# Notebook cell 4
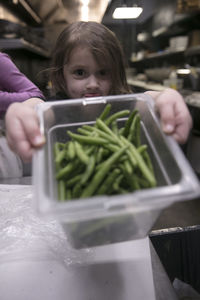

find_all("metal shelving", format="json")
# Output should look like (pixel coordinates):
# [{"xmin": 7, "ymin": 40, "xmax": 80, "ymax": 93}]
[
  {"xmin": 185, "ymin": 45, "xmax": 200, "ymax": 56},
  {"xmin": 131, "ymin": 49, "xmax": 185, "ymax": 64},
  {"xmin": 131, "ymin": 45, "xmax": 200, "ymax": 66},
  {"xmin": 0, "ymin": 38, "xmax": 51, "ymax": 58}
]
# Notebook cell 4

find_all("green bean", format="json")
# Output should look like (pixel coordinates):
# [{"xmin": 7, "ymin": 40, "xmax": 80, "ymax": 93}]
[
  {"xmin": 131, "ymin": 174, "xmax": 141, "ymax": 190},
  {"xmin": 54, "ymin": 142, "xmax": 61, "ymax": 158},
  {"xmin": 111, "ymin": 120, "xmax": 119, "ymax": 135},
  {"xmin": 96, "ymin": 119, "xmax": 137, "ymax": 167},
  {"xmin": 105, "ymin": 110, "xmax": 130, "ymax": 126},
  {"xmin": 123, "ymin": 159, "xmax": 133, "ymax": 175},
  {"xmin": 104, "ymin": 144, "xmax": 121, "ymax": 153},
  {"xmin": 142, "ymin": 149, "xmax": 155, "ymax": 174},
  {"xmin": 81, "ymin": 155, "xmax": 96, "ymax": 185},
  {"xmin": 138, "ymin": 144, "xmax": 147, "ymax": 154},
  {"xmin": 72, "ymin": 182, "xmax": 82, "ymax": 199},
  {"xmin": 119, "ymin": 127, "xmax": 124, "ymax": 135},
  {"xmin": 68, "ymin": 141, "xmax": 75, "ymax": 160},
  {"xmin": 71, "ymin": 161, "xmax": 86, "ymax": 178},
  {"xmin": 88, "ymin": 126, "xmax": 118, "ymax": 144},
  {"xmin": 85, "ymin": 145, "xmax": 97, "ymax": 156},
  {"xmin": 96, "ymin": 147, "xmax": 104, "ymax": 163},
  {"xmin": 112, "ymin": 174, "xmax": 123, "ymax": 192},
  {"xmin": 127, "ymin": 113, "xmax": 140, "ymax": 143},
  {"xmin": 55, "ymin": 149, "xmax": 66, "ymax": 165},
  {"xmin": 122, "ymin": 109, "xmax": 138, "ymax": 137},
  {"xmin": 94, "ymin": 159, "xmax": 106, "ymax": 172},
  {"xmin": 94, "ymin": 147, "xmax": 109, "ymax": 162},
  {"xmin": 66, "ymin": 174, "xmax": 82, "ymax": 188},
  {"xmin": 119, "ymin": 166, "xmax": 134, "ymax": 191},
  {"xmin": 54, "ymin": 142, "xmax": 65, "ymax": 152},
  {"xmin": 95, "ymin": 151, "xmax": 126, "ymax": 172},
  {"xmin": 134, "ymin": 114, "xmax": 141, "ymax": 147},
  {"xmin": 58, "ymin": 180, "xmax": 66, "ymax": 201},
  {"xmin": 81, "ymin": 146, "xmax": 128, "ymax": 198},
  {"xmin": 96, "ymin": 118, "xmax": 116, "ymax": 138},
  {"xmin": 56, "ymin": 160, "xmax": 78, "ymax": 180},
  {"xmin": 82, "ymin": 124, "xmax": 94, "ymax": 132},
  {"xmin": 137, "ymin": 176, "xmax": 150, "ymax": 188},
  {"xmin": 77, "ymin": 127, "xmax": 93, "ymax": 136},
  {"xmin": 82, "ymin": 124, "xmax": 115, "ymax": 144},
  {"xmin": 67, "ymin": 131, "xmax": 108, "ymax": 145},
  {"xmin": 106, "ymin": 133, "xmax": 136, "ymax": 167},
  {"xmin": 96, "ymin": 168, "xmax": 121, "ymax": 195},
  {"xmin": 74, "ymin": 141, "xmax": 89, "ymax": 164},
  {"xmin": 120, "ymin": 136, "xmax": 156, "ymax": 187},
  {"xmin": 99, "ymin": 103, "xmax": 111, "ymax": 120}
]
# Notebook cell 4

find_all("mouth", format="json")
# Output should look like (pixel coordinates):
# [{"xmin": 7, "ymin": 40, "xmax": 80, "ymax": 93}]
[{"xmin": 84, "ymin": 93, "xmax": 102, "ymax": 98}]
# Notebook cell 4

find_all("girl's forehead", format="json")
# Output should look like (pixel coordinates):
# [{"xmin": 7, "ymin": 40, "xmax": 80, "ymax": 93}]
[
  {"xmin": 71, "ymin": 45, "xmax": 90, "ymax": 55},
  {"xmin": 67, "ymin": 46, "xmax": 95, "ymax": 63},
  {"xmin": 64, "ymin": 45, "xmax": 90, "ymax": 62},
  {"xmin": 65, "ymin": 45, "xmax": 110, "ymax": 69}
]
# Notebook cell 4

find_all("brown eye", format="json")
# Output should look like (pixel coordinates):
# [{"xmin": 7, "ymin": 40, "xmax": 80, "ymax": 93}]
[
  {"xmin": 73, "ymin": 69, "xmax": 87, "ymax": 79},
  {"xmin": 74, "ymin": 69, "xmax": 85, "ymax": 76},
  {"xmin": 99, "ymin": 69, "xmax": 110, "ymax": 77}
]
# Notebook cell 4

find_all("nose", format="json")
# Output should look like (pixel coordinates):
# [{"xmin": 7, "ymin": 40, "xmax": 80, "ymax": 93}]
[{"xmin": 86, "ymin": 75, "xmax": 99, "ymax": 89}]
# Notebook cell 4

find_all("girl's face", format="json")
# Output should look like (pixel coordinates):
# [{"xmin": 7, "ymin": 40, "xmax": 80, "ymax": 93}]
[{"xmin": 63, "ymin": 46, "xmax": 112, "ymax": 98}]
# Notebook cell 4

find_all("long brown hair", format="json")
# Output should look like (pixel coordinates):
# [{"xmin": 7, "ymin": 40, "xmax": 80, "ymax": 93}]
[{"xmin": 50, "ymin": 21, "xmax": 131, "ymax": 97}]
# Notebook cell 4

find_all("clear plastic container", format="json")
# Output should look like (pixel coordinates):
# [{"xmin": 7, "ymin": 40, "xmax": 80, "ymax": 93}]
[{"xmin": 33, "ymin": 93, "xmax": 200, "ymax": 248}]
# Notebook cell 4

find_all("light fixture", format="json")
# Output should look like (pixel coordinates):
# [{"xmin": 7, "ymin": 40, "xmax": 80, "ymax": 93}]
[
  {"xmin": 177, "ymin": 69, "xmax": 191, "ymax": 75},
  {"xmin": 112, "ymin": 5, "xmax": 143, "ymax": 19},
  {"xmin": 80, "ymin": 0, "xmax": 89, "ymax": 21}
]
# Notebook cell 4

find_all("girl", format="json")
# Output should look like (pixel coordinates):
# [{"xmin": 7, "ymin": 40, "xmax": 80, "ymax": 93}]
[
  {"xmin": 5, "ymin": 21, "xmax": 192, "ymax": 162},
  {"xmin": 49, "ymin": 21, "xmax": 132, "ymax": 99}
]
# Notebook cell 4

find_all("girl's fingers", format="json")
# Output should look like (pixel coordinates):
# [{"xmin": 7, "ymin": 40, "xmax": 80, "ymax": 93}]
[
  {"xmin": 5, "ymin": 102, "xmax": 45, "ymax": 162},
  {"xmin": 171, "ymin": 101, "xmax": 192, "ymax": 144},
  {"xmin": 156, "ymin": 100, "xmax": 176, "ymax": 134},
  {"xmin": 146, "ymin": 89, "xmax": 192, "ymax": 144}
]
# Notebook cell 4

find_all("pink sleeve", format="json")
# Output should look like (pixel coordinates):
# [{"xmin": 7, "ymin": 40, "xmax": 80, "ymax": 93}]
[{"xmin": 0, "ymin": 53, "xmax": 45, "ymax": 113}]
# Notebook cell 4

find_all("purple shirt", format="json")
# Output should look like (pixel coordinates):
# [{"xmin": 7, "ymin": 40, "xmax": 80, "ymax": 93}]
[{"xmin": 0, "ymin": 52, "xmax": 44, "ymax": 116}]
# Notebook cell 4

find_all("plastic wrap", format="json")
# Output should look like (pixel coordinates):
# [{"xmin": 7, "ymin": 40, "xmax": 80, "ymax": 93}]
[{"xmin": 0, "ymin": 185, "xmax": 92, "ymax": 265}]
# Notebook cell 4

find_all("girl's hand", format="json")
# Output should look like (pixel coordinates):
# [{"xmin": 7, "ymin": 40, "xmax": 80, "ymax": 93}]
[
  {"xmin": 5, "ymin": 98, "xmax": 45, "ymax": 162},
  {"xmin": 145, "ymin": 89, "xmax": 192, "ymax": 144}
]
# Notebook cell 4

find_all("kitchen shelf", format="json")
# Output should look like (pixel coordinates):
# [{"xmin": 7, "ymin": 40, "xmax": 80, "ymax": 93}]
[
  {"xmin": 129, "ymin": 5, "xmax": 200, "ymax": 96},
  {"xmin": 131, "ymin": 45, "xmax": 200, "ymax": 67},
  {"xmin": 133, "ymin": 9, "xmax": 200, "ymax": 65},
  {"xmin": 185, "ymin": 45, "xmax": 200, "ymax": 56},
  {"xmin": 127, "ymin": 78, "xmax": 165, "ymax": 92},
  {"xmin": 185, "ymin": 92, "xmax": 200, "ymax": 108},
  {"xmin": 131, "ymin": 49, "xmax": 185, "ymax": 64},
  {"xmin": 0, "ymin": 38, "xmax": 51, "ymax": 58},
  {"xmin": 128, "ymin": 79, "xmax": 200, "ymax": 109},
  {"xmin": 152, "ymin": 11, "xmax": 200, "ymax": 38}
]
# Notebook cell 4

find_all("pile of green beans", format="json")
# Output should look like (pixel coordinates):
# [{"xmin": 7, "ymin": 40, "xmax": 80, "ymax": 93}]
[{"xmin": 54, "ymin": 104, "xmax": 157, "ymax": 201}]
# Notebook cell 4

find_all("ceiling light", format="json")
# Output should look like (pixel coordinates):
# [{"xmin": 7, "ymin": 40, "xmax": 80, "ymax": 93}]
[
  {"xmin": 112, "ymin": 6, "xmax": 143, "ymax": 19},
  {"xmin": 177, "ymin": 69, "xmax": 191, "ymax": 75},
  {"xmin": 80, "ymin": 0, "xmax": 89, "ymax": 21}
]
